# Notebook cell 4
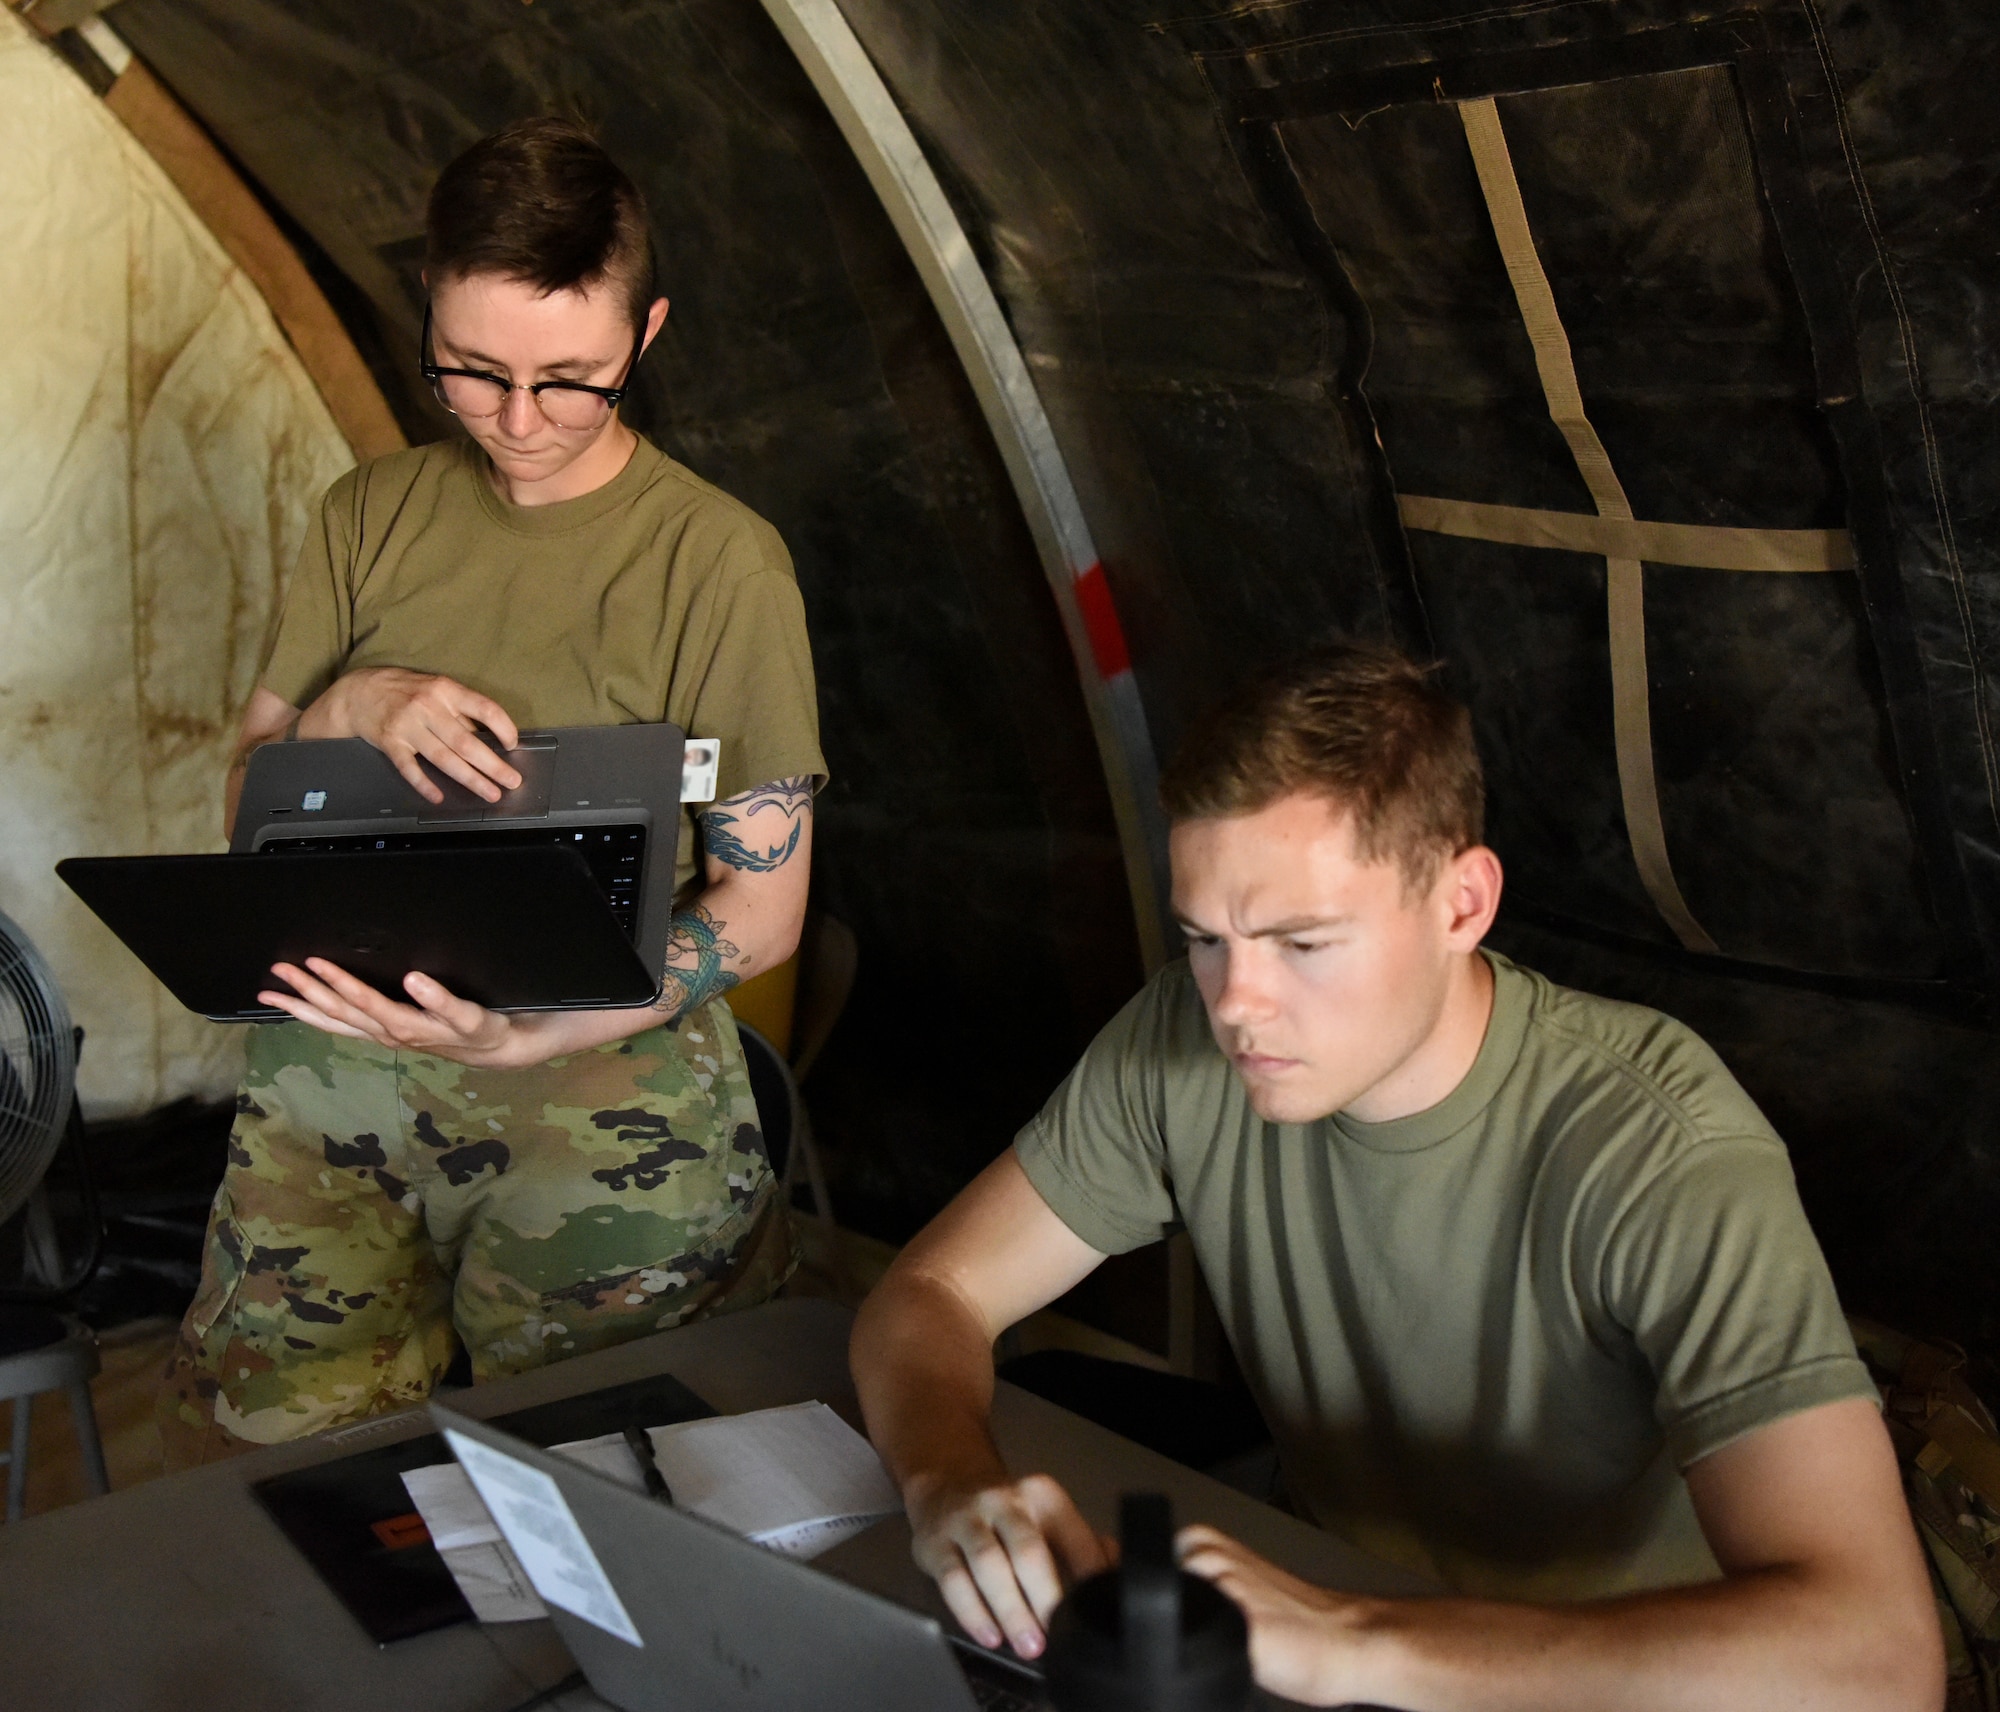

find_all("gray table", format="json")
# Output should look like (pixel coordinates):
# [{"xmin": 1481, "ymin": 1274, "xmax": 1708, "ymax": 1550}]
[{"xmin": 0, "ymin": 1299, "xmax": 1428, "ymax": 1710}]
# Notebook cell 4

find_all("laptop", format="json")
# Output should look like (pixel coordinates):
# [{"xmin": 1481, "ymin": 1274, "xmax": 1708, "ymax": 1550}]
[
  {"xmin": 430, "ymin": 1400, "xmax": 1047, "ymax": 1712},
  {"xmin": 58, "ymin": 844, "xmax": 658, "ymax": 1022},
  {"xmin": 231, "ymin": 722, "xmax": 709, "ymax": 984},
  {"xmin": 57, "ymin": 724, "xmax": 708, "ymax": 1022}
]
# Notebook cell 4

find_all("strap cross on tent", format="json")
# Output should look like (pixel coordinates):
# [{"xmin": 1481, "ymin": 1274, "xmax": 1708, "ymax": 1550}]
[{"xmin": 1396, "ymin": 97, "xmax": 1856, "ymax": 956}]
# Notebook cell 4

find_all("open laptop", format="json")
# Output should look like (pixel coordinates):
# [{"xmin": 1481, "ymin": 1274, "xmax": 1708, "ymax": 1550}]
[
  {"xmin": 231, "ymin": 722, "xmax": 709, "ymax": 985},
  {"xmin": 430, "ymin": 1400, "xmax": 1047, "ymax": 1712},
  {"xmin": 58, "ymin": 844, "xmax": 658, "ymax": 1021},
  {"xmin": 56, "ymin": 724, "xmax": 707, "ymax": 1022}
]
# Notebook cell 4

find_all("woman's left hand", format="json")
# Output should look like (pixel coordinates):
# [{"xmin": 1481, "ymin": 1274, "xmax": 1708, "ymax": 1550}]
[{"xmin": 260, "ymin": 958, "xmax": 534, "ymax": 1068}]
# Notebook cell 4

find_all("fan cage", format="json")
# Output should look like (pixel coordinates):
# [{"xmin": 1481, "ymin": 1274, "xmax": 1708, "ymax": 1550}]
[{"xmin": 0, "ymin": 910, "xmax": 77, "ymax": 1229}]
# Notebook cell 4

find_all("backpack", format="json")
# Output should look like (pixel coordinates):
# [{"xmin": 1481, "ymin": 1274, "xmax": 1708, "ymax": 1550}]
[{"xmin": 1850, "ymin": 1318, "xmax": 2000, "ymax": 1712}]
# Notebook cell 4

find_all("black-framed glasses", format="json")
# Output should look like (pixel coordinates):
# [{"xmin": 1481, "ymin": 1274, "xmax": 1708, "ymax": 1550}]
[{"xmin": 419, "ymin": 302, "xmax": 645, "ymax": 431}]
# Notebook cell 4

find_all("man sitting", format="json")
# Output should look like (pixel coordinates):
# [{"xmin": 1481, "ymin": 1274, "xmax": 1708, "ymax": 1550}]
[{"xmin": 851, "ymin": 643, "xmax": 1941, "ymax": 1710}]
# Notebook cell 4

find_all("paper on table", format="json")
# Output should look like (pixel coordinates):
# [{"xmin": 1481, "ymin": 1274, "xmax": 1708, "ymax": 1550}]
[
  {"xmin": 403, "ymin": 1401, "xmax": 902, "ymax": 1624},
  {"xmin": 433, "ymin": 1539, "xmax": 544, "ymax": 1625},
  {"xmin": 648, "ymin": 1400, "xmax": 903, "ymax": 1553},
  {"xmin": 404, "ymin": 1433, "xmax": 664, "ymax": 1623},
  {"xmin": 443, "ymin": 1430, "xmax": 644, "ymax": 1647}
]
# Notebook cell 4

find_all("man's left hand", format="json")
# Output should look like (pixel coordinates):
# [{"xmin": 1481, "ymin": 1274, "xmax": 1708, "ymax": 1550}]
[
  {"xmin": 1177, "ymin": 1525, "xmax": 1380, "ymax": 1708},
  {"xmin": 261, "ymin": 958, "xmax": 536, "ymax": 1068}
]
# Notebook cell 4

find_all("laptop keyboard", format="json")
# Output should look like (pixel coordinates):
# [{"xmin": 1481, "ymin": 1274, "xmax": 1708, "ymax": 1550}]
[
  {"xmin": 965, "ymin": 1675, "xmax": 1040, "ymax": 1712},
  {"xmin": 954, "ymin": 1644, "xmax": 1045, "ymax": 1712}
]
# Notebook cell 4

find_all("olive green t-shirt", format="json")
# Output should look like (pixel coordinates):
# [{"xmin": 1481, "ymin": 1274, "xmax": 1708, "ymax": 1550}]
[
  {"xmin": 1016, "ymin": 951, "xmax": 1874, "ymax": 1600},
  {"xmin": 260, "ymin": 435, "xmax": 826, "ymax": 892}
]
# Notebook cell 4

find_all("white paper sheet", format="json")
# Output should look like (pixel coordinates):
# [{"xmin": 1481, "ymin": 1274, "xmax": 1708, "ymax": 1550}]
[
  {"xmin": 444, "ymin": 1431, "xmax": 644, "ymax": 1646},
  {"xmin": 647, "ymin": 1401, "xmax": 903, "ymax": 1548},
  {"xmin": 406, "ymin": 1402, "xmax": 902, "ymax": 1624},
  {"xmin": 436, "ymin": 1539, "xmax": 547, "ymax": 1626}
]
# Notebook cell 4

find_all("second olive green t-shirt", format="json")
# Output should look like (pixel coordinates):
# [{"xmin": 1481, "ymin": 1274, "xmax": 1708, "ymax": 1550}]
[
  {"xmin": 1016, "ymin": 951, "xmax": 1875, "ymax": 1601},
  {"xmin": 260, "ymin": 435, "xmax": 826, "ymax": 892}
]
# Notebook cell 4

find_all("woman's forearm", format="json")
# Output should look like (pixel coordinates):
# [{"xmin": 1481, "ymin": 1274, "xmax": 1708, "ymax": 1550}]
[
  {"xmin": 505, "ymin": 869, "xmax": 803, "ymax": 1064},
  {"xmin": 649, "ymin": 862, "xmax": 805, "ymax": 1022}
]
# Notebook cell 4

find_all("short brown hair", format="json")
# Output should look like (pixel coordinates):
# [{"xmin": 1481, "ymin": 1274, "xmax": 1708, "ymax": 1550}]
[
  {"xmin": 1160, "ymin": 641, "xmax": 1484, "ymax": 888},
  {"xmin": 426, "ymin": 117, "xmax": 655, "ymax": 328}
]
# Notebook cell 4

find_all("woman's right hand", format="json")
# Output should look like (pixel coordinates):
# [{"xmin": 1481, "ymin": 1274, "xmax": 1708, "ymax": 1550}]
[{"xmin": 302, "ymin": 666, "xmax": 522, "ymax": 803}]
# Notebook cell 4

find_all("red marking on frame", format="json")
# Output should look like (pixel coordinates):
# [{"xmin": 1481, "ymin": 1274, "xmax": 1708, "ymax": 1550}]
[{"xmin": 1072, "ymin": 561, "xmax": 1131, "ymax": 680}]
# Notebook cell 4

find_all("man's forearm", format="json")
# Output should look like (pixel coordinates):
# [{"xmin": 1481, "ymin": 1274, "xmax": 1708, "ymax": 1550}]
[
  {"xmin": 852, "ymin": 1268, "xmax": 1012, "ymax": 1506},
  {"xmin": 1189, "ymin": 1398, "xmax": 1938, "ymax": 1712},
  {"xmin": 1298, "ymin": 1569, "xmax": 1936, "ymax": 1712}
]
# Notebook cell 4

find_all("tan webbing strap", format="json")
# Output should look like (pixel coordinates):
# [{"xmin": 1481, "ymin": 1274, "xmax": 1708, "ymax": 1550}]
[
  {"xmin": 1458, "ymin": 98, "xmax": 1718, "ymax": 956},
  {"xmin": 102, "ymin": 64, "xmax": 406, "ymax": 463},
  {"xmin": 1395, "ymin": 495, "xmax": 1855, "ymax": 573}
]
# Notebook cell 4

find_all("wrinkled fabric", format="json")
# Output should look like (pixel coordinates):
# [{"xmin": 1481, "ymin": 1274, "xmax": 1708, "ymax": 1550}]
[
  {"xmin": 0, "ymin": 7, "xmax": 354, "ymax": 1116},
  {"xmin": 158, "ymin": 999, "xmax": 795, "ymax": 1465}
]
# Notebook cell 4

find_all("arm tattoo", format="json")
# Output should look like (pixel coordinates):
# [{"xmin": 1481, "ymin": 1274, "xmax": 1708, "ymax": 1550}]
[
  {"xmin": 698, "ymin": 775, "xmax": 814, "ymax": 873},
  {"xmin": 652, "ymin": 901, "xmax": 742, "ymax": 1018}
]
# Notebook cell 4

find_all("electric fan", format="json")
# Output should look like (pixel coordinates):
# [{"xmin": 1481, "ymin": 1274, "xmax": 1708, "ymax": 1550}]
[{"xmin": 0, "ymin": 909, "xmax": 95, "ymax": 1296}]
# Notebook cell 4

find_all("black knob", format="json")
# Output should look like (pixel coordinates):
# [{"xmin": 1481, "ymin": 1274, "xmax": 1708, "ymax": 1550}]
[{"xmin": 1044, "ymin": 1494, "xmax": 1254, "ymax": 1712}]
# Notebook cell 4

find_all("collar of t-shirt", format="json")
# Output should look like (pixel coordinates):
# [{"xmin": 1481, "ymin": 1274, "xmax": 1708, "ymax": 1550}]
[
  {"xmin": 1326, "ymin": 950, "xmax": 1532, "ymax": 1155},
  {"xmin": 468, "ymin": 433, "xmax": 664, "ymax": 537}
]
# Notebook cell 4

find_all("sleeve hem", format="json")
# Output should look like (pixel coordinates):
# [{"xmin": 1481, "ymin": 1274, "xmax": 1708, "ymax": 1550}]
[
  {"xmin": 1664, "ymin": 1355, "xmax": 1879, "ymax": 1468},
  {"xmin": 255, "ymin": 675, "xmax": 320, "ymax": 715},
  {"xmin": 704, "ymin": 750, "xmax": 829, "ymax": 799},
  {"xmin": 1013, "ymin": 1129, "xmax": 1165, "ymax": 1257}
]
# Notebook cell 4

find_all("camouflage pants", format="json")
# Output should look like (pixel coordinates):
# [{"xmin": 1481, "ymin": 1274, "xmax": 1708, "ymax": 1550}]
[{"xmin": 159, "ymin": 1001, "xmax": 795, "ymax": 1466}]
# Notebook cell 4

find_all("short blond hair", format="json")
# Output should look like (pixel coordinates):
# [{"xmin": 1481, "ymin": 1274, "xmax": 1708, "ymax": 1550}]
[{"xmin": 1159, "ymin": 641, "xmax": 1484, "ymax": 889}]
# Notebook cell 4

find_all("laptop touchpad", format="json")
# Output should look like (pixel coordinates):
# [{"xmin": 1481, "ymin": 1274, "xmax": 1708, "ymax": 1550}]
[
  {"xmin": 413, "ymin": 740, "xmax": 555, "ymax": 820},
  {"xmin": 489, "ymin": 742, "xmax": 556, "ymax": 817}
]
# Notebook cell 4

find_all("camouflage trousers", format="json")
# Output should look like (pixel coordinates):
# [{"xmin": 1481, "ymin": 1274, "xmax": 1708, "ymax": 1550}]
[{"xmin": 159, "ymin": 1001, "xmax": 795, "ymax": 1467}]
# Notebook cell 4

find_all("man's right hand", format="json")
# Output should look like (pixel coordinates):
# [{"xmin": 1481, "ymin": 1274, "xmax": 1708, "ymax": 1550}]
[
  {"xmin": 304, "ymin": 667, "xmax": 522, "ymax": 803},
  {"xmin": 850, "ymin": 1152, "xmax": 1119, "ymax": 1657},
  {"xmin": 906, "ymin": 1468, "xmax": 1114, "ymax": 1659}
]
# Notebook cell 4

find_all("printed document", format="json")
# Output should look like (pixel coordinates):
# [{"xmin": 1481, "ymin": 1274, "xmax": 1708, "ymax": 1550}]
[{"xmin": 405, "ymin": 1401, "xmax": 901, "ymax": 1624}]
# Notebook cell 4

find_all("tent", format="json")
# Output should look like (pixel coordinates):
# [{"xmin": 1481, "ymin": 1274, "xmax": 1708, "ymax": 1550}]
[
  {"xmin": 1, "ymin": 0, "xmax": 1991, "ymax": 1369},
  {"xmin": 0, "ymin": 3, "xmax": 360, "ymax": 1116}
]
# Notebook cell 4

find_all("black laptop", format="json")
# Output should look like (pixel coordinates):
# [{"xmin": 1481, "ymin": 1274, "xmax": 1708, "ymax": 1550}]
[{"xmin": 57, "ymin": 723, "xmax": 702, "ymax": 1022}]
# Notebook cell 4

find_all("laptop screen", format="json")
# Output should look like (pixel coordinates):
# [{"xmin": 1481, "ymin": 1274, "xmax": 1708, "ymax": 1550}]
[{"xmin": 259, "ymin": 823, "xmax": 648, "ymax": 942}]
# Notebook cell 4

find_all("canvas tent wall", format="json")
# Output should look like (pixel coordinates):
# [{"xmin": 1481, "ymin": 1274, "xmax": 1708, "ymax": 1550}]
[
  {"xmin": 5, "ymin": 0, "xmax": 1994, "ymax": 1364},
  {"xmin": 0, "ymin": 3, "xmax": 372, "ymax": 1117}
]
